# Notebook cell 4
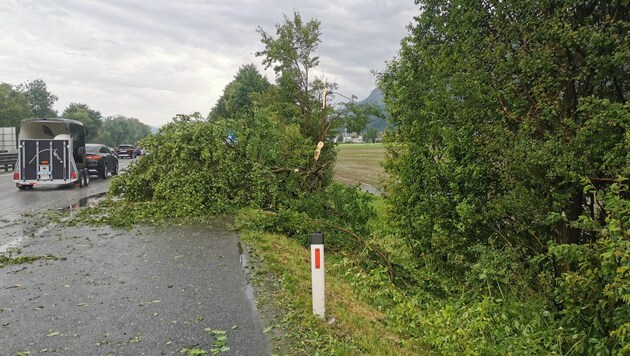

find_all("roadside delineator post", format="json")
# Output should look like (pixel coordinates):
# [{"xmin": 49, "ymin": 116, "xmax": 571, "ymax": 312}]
[{"xmin": 310, "ymin": 232, "xmax": 325, "ymax": 318}]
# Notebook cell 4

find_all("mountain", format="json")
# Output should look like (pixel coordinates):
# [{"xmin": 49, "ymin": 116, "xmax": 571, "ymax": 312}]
[
  {"xmin": 361, "ymin": 87, "xmax": 385, "ymax": 104},
  {"xmin": 359, "ymin": 88, "xmax": 390, "ymax": 132}
]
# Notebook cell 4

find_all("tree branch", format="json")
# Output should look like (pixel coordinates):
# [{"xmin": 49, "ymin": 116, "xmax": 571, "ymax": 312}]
[{"xmin": 310, "ymin": 217, "xmax": 395, "ymax": 282}]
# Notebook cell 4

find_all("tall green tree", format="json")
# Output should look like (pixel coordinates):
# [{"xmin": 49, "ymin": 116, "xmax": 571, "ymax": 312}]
[
  {"xmin": 256, "ymin": 12, "xmax": 340, "ymax": 138},
  {"xmin": 0, "ymin": 83, "xmax": 32, "ymax": 128},
  {"xmin": 256, "ymin": 12, "xmax": 339, "ymax": 190},
  {"xmin": 63, "ymin": 103, "xmax": 102, "ymax": 138},
  {"xmin": 379, "ymin": 0, "xmax": 629, "ymax": 270},
  {"xmin": 208, "ymin": 64, "xmax": 271, "ymax": 121},
  {"xmin": 365, "ymin": 127, "xmax": 378, "ymax": 143},
  {"xmin": 379, "ymin": 2, "xmax": 629, "ymax": 350},
  {"xmin": 17, "ymin": 79, "xmax": 58, "ymax": 117},
  {"xmin": 63, "ymin": 103, "xmax": 101, "ymax": 121},
  {"xmin": 256, "ymin": 12, "xmax": 322, "ymax": 123}
]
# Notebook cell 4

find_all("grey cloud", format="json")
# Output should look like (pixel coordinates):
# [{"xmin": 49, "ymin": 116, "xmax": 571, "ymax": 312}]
[{"xmin": 0, "ymin": 0, "xmax": 417, "ymax": 126}]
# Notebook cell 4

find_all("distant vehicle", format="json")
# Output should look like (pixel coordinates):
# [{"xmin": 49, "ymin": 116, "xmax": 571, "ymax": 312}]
[
  {"xmin": 0, "ymin": 127, "xmax": 17, "ymax": 153},
  {"xmin": 13, "ymin": 118, "xmax": 90, "ymax": 190},
  {"xmin": 116, "ymin": 144, "xmax": 136, "ymax": 159},
  {"xmin": 85, "ymin": 143, "xmax": 119, "ymax": 179}
]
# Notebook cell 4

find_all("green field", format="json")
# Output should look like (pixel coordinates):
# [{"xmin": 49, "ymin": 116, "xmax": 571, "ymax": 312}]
[{"xmin": 333, "ymin": 143, "xmax": 386, "ymax": 189}]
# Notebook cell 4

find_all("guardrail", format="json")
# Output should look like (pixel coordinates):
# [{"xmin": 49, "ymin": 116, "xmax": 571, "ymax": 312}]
[{"xmin": 0, "ymin": 153, "xmax": 18, "ymax": 172}]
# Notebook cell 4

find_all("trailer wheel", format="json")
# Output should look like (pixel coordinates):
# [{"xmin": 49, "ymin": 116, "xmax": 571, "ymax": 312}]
[
  {"xmin": 74, "ymin": 171, "xmax": 84, "ymax": 188},
  {"xmin": 112, "ymin": 162, "xmax": 119, "ymax": 176},
  {"xmin": 78, "ymin": 171, "xmax": 85, "ymax": 188},
  {"xmin": 84, "ymin": 169, "xmax": 90, "ymax": 186}
]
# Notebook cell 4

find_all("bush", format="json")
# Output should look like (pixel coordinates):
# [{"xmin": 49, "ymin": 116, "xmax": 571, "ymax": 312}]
[
  {"xmin": 108, "ymin": 109, "xmax": 336, "ymax": 222},
  {"xmin": 109, "ymin": 118, "xmax": 277, "ymax": 218},
  {"xmin": 549, "ymin": 180, "xmax": 630, "ymax": 354},
  {"xmin": 234, "ymin": 183, "xmax": 376, "ymax": 251}
]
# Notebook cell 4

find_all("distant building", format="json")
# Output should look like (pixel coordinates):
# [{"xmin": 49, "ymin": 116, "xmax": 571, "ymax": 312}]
[{"xmin": 341, "ymin": 128, "xmax": 364, "ymax": 143}]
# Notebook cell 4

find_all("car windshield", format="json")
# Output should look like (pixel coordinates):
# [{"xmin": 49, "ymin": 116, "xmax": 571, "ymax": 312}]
[
  {"xmin": 86, "ymin": 145, "xmax": 100, "ymax": 154},
  {"xmin": 118, "ymin": 145, "xmax": 132, "ymax": 149}
]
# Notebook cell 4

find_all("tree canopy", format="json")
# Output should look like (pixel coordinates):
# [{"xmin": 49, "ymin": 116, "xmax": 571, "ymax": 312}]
[
  {"xmin": 17, "ymin": 79, "xmax": 58, "ymax": 118},
  {"xmin": 379, "ymin": 0, "xmax": 628, "ymax": 351},
  {"xmin": 380, "ymin": 0, "xmax": 629, "ymax": 264},
  {"xmin": 63, "ymin": 103, "xmax": 102, "ymax": 139},
  {"xmin": 0, "ymin": 83, "xmax": 32, "ymax": 128},
  {"xmin": 256, "ymin": 11, "xmax": 322, "ymax": 122},
  {"xmin": 94, "ymin": 115, "xmax": 152, "ymax": 147},
  {"xmin": 340, "ymin": 101, "xmax": 383, "ymax": 135},
  {"xmin": 255, "ymin": 12, "xmax": 341, "ymax": 189},
  {"xmin": 208, "ymin": 64, "xmax": 271, "ymax": 121}
]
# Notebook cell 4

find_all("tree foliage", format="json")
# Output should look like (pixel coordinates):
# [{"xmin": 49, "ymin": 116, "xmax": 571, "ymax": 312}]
[
  {"xmin": 255, "ymin": 12, "xmax": 339, "ymax": 190},
  {"xmin": 340, "ymin": 101, "xmax": 383, "ymax": 135},
  {"xmin": 380, "ymin": 0, "xmax": 628, "ymax": 267},
  {"xmin": 378, "ymin": 0, "xmax": 629, "ymax": 351},
  {"xmin": 365, "ymin": 127, "xmax": 378, "ymax": 143},
  {"xmin": 63, "ymin": 102, "xmax": 101, "ymax": 122},
  {"xmin": 108, "ymin": 12, "xmax": 371, "ymax": 221},
  {"xmin": 17, "ymin": 79, "xmax": 58, "ymax": 118},
  {"xmin": 63, "ymin": 103, "xmax": 102, "ymax": 138},
  {"xmin": 0, "ymin": 83, "xmax": 32, "ymax": 128},
  {"xmin": 549, "ymin": 180, "xmax": 630, "ymax": 354},
  {"xmin": 208, "ymin": 64, "xmax": 271, "ymax": 121},
  {"xmin": 256, "ymin": 11, "xmax": 323, "ymax": 123},
  {"xmin": 95, "ymin": 115, "xmax": 151, "ymax": 147},
  {"xmin": 63, "ymin": 103, "xmax": 102, "ymax": 139},
  {"xmin": 110, "ymin": 117, "xmax": 278, "ymax": 218}
]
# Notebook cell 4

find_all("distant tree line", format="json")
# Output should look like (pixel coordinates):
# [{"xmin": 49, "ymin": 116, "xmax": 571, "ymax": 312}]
[{"xmin": 0, "ymin": 79, "xmax": 151, "ymax": 147}]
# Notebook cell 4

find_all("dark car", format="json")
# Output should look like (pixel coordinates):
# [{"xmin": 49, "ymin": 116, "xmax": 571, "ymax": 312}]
[
  {"xmin": 116, "ymin": 144, "xmax": 136, "ymax": 159},
  {"xmin": 85, "ymin": 143, "xmax": 119, "ymax": 179}
]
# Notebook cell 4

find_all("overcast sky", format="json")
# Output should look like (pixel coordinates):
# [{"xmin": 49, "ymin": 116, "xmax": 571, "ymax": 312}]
[{"xmin": 0, "ymin": 1, "xmax": 418, "ymax": 127}]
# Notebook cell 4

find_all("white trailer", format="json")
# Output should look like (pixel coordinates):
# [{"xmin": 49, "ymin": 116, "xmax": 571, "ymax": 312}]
[{"xmin": 13, "ymin": 118, "xmax": 90, "ymax": 190}]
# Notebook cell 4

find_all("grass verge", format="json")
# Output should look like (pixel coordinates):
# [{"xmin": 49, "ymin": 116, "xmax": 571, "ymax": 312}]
[{"xmin": 240, "ymin": 230, "xmax": 425, "ymax": 355}]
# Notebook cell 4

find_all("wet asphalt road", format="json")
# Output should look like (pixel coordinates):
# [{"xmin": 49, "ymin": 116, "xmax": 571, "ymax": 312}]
[
  {"xmin": 0, "ymin": 159, "xmax": 270, "ymax": 355},
  {"xmin": 0, "ymin": 158, "xmax": 134, "ymax": 253},
  {"xmin": 0, "ymin": 159, "xmax": 133, "ymax": 220}
]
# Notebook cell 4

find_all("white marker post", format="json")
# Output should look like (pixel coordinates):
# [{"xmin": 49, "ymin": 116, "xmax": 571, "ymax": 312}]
[{"xmin": 310, "ymin": 232, "xmax": 325, "ymax": 319}]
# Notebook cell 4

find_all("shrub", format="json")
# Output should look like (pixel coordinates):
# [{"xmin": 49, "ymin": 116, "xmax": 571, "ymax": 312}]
[
  {"xmin": 108, "ymin": 109, "xmax": 336, "ymax": 222},
  {"xmin": 235, "ymin": 183, "xmax": 376, "ymax": 251},
  {"xmin": 549, "ymin": 180, "xmax": 630, "ymax": 354}
]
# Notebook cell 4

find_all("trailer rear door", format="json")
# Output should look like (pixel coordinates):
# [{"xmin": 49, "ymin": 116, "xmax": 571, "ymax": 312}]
[{"xmin": 20, "ymin": 139, "xmax": 70, "ymax": 181}]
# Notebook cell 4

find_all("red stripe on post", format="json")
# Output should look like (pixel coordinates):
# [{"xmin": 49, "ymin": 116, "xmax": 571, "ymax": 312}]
[{"xmin": 315, "ymin": 248, "xmax": 321, "ymax": 269}]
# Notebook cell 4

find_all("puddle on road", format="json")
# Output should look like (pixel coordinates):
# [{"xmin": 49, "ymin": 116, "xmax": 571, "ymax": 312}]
[
  {"xmin": 0, "ymin": 193, "xmax": 108, "ymax": 253},
  {"xmin": 59, "ymin": 192, "xmax": 108, "ymax": 212}
]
